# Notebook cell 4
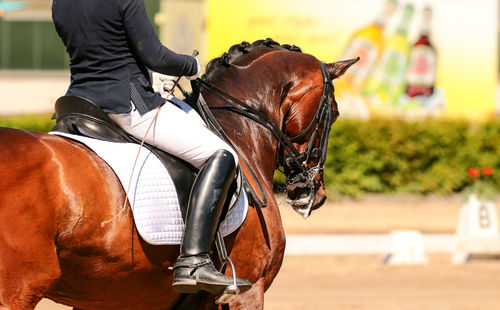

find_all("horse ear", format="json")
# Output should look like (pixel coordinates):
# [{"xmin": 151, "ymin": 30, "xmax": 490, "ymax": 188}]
[{"xmin": 326, "ymin": 57, "xmax": 360, "ymax": 80}]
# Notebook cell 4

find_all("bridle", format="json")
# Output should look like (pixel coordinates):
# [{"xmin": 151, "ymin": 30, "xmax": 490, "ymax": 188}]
[
  {"xmin": 192, "ymin": 61, "xmax": 338, "ymax": 208},
  {"xmin": 279, "ymin": 62, "xmax": 336, "ymax": 184}
]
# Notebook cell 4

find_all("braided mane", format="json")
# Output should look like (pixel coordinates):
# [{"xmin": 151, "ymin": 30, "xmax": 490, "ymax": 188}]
[{"xmin": 203, "ymin": 38, "xmax": 302, "ymax": 80}]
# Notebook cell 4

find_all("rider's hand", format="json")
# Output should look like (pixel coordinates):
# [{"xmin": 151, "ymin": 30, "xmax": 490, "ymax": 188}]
[
  {"xmin": 186, "ymin": 57, "xmax": 201, "ymax": 80},
  {"xmin": 152, "ymin": 72, "xmax": 176, "ymax": 95}
]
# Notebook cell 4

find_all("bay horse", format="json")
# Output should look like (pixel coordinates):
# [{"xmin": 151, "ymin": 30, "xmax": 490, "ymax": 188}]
[{"xmin": 0, "ymin": 39, "xmax": 356, "ymax": 310}]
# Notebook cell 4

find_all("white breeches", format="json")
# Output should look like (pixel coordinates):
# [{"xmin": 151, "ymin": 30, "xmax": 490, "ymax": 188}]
[{"xmin": 108, "ymin": 97, "xmax": 237, "ymax": 169}]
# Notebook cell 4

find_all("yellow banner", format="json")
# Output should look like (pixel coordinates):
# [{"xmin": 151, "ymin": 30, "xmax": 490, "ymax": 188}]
[{"xmin": 207, "ymin": 0, "xmax": 498, "ymax": 120}]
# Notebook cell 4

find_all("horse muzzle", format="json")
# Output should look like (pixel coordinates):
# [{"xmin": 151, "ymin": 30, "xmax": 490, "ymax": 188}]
[{"xmin": 285, "ymin": 180, "xmax": 326, "ymax": 219}]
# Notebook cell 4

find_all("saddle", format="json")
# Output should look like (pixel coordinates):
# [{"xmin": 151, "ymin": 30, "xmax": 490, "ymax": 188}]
[{"xmin": 51, "ymin": 95, "xmax": 240, "ymax": 221}]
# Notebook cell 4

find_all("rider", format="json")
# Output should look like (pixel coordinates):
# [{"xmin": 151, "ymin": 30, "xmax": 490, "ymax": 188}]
[{"xmin": 52, "ymin": 0, "xmax": 251, "ymax": 296}]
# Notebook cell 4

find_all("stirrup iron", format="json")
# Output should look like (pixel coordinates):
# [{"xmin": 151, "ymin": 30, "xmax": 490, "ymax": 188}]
[{"xmin": 215, "ymin": 230, "xmax": 240, "ymax": 304}]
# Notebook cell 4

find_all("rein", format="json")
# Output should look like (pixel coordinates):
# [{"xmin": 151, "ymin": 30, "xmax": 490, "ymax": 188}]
[{"xmin": 193, "ymin": 61, "xmax": 337, "ymax": 208}]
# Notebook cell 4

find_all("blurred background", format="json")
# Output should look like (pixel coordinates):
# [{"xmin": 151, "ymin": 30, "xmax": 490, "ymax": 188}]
[{"xmin": 1, "ymin": 0, "xmax": 500, "ymax": 309}]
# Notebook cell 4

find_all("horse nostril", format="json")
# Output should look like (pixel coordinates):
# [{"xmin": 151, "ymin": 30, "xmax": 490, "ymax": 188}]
[
  {"xmin": 286, "ymin": 183, "xmax": 309, "ymax": 200},
  {"xmin": 312, "ymin": 195, "xmax": 326, "ymax": 210}
]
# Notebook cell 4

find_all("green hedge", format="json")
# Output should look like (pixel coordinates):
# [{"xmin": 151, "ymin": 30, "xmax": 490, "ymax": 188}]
[
  {"xmin": 325, "ymin": 119, "xmax": 500, "ymax": 197},
  {"xmin": 0, "ymin": 114, "xmax": 55, "ymax": 133},
  {"xmin": 2, "ymin": 115, "xmax": 499, "ymax": 197}
]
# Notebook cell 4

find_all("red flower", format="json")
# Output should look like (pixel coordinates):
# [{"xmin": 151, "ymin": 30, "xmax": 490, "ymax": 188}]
[
  {"xmin": 468, "ymin": 168, "xmax": 480, "ymax": 178},
  {"xmin": 482, "ymin": 166, "xmax": 493, "ymax": 176}
]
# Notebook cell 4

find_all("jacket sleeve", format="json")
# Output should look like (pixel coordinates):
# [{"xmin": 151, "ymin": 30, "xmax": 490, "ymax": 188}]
[{"xmin": 121, "ymin": 0, "xmax": 198, "ymax": 76}]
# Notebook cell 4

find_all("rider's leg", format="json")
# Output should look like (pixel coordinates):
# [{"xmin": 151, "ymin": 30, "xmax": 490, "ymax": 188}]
[
  {"xmin": 172, "ymin": 149, "xmax": 251, "ymax": 294},
  {"xmin": 108, "ymin": 99, "xmax": 251, "ymax": 295}
]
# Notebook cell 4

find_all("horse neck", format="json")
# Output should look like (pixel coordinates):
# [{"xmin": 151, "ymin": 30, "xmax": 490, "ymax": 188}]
[{"xmin": 207, "ymin": 53, "xmax": 294, "ymax": 186}]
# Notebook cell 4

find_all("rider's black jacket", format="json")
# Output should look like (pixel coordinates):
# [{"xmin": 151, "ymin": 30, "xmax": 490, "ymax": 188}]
[{"xmin": 52, "ymin": 0, "xmax": 197, "ymax": 115}]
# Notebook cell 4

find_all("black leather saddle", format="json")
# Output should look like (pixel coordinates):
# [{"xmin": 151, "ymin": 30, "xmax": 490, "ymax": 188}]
[{"xmin": 52, "ymin": 95, "xmax": 200, "ymax": 218}]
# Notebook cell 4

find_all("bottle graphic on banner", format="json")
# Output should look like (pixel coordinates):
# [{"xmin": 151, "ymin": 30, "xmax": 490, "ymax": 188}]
[
  {"xmin": 338, "ymin": 0, "xmax": 398, "ymax": 93},
  {"xmin": 363, "ymin": 4, "xmax": 414, "ymax": 107},
  {"xmin": 336, "ymin": 0, "xmax": 398, "ymax": 119},
  {"xmin": 405, "ymin": 6, "xmax": 436, "ymax": 98}
]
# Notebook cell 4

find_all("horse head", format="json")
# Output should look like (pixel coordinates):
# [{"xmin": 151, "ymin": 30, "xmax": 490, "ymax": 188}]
[
  {"xmin": 279, "ymin": 58, "xmax": 359, "ymax": 218},
  {"xmin": 200, "ymin": 39, "xmax": 358, "ymax": 219}
]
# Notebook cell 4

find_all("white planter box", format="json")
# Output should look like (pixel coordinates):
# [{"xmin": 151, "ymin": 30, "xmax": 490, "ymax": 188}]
[{"xmin": 452, "ymin": 194, "xmax": 500, "ymax": 264}]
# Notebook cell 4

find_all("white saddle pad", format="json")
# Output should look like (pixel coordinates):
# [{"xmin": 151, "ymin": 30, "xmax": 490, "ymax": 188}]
[{"xmin": 49, "ymin": 132, "xmax": 248, "ymax": 245}]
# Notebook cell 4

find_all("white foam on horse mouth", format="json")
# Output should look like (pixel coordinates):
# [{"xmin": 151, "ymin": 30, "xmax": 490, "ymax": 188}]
[{"xmin": 287, "ymin": 197, "xmax": 313, "ymax": 219}]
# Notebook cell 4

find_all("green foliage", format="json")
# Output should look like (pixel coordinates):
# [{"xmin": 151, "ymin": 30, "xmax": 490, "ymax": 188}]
[
  {"xmin": 0, "ymin": 114, "xmax": 55, "ymax": 133},
  {"xmin": 462, "ymin": 180, "xmax": 496, "ymax": 201},
  {"xmin": 324, "ymin": 118, "xmax": 500, "ymax": 198}
]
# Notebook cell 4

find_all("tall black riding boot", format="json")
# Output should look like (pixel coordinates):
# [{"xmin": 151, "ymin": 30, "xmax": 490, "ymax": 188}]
[{"xmin": 172, "ymin": 150, "xmax": 252, "ymax": 295}]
